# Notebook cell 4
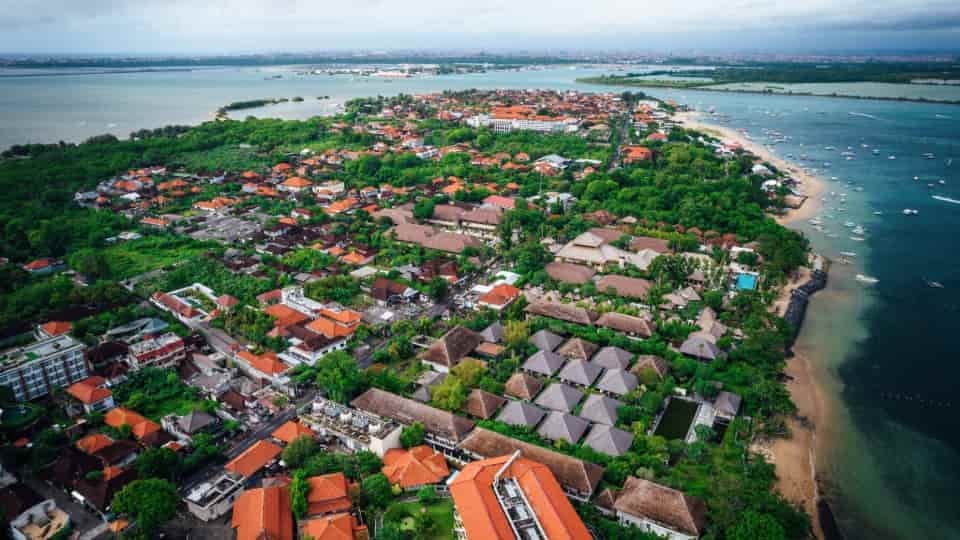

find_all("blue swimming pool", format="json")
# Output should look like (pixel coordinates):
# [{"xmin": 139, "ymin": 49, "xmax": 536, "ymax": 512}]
[{"xmin": 736, "ymin": 273, "xmax": 758, "ymax": 291}]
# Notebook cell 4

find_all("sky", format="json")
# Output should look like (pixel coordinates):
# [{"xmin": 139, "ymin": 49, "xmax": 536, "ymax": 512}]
[{"xmin": 0, "ymin": 0, "xmax": 958, "ymax": 55}]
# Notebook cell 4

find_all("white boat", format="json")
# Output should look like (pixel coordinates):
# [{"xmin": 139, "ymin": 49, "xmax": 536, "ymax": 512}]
[
  {"xmin": 852, "ymin": 226, "xmax": 866, "ymax": 235},
  {"xmin": 855, "ymin": 274, "xmax": 879, "ymax": 284},
  {"xmin": 839, "ymin": 251, "xmax": 857, "ymax": 257},
  {"xmin": 903, "ymin": 208, "xmax": 919, "ymax": 215},
  {"xmin": 872, "ymin": 149, "xmax": 880, "ymax": 155},
  {"xmin": 850, "ymin": 236, "xmax": 865, "ymax": 242},
  {"xmin": 889, "ymin": 155, "xmax": 897, "ymax": 160},
  {"xmin": 844, "ymin": 221, "xmax": 856, "ymax": 228},
  {"xmin": 923, "ymin": 153, "xmax": 936, "ymax": 159},
  {"xmin": 873, "ymin": 211, "xmax": 883, "ymax": 215},
  {"xmin": 926, "ymin": 280, "xmax": 945, "ymax": 289},
  {"xmin": 932, "ymin": 195, "xmax": 960, "ymax": 204}
]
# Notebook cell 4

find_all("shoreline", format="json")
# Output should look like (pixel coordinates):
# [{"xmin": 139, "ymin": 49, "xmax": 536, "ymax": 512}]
[
  {"xmin": 579, "ymin": 78, "xmax": 960, "ymax": 106},
  {"xmin": 675, "ymin": 110, "xmax": 831, "ymax": 538},
  {"xmin": 673, "ymin": 110, "xmax": 826, "ymax": 225}
]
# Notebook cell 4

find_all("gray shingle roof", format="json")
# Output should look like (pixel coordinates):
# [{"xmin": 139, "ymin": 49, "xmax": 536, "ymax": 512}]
[
  {"xmin": 679, "ymin": 333, "xmax": 722, "ymax": 360},
  {"xmin": 591, "ymin": 346, "xmax": 633, "ymax": 370},
  {"xmin": 496, "ymin": 400, "xmax": 547, "ymax": 428},
  {"xmin": 557, "ymin": 360, "xmax": 603, "ymax": 387},
  {"xmin": 480, "ymin": 321, "xmax": 505, "ymax": 344},
  {"xmin": 534, "ymin": 383, "xmax": 584, "ymax": 412},
  {"xmin": 528, "ymin": 329, "xmax": 564, "ymax": 352},
  {"xmin": 596, "ymin": 369, "xmax": 639, "ymax": 396},
  {"xmin": 631, "ymin": 355, "xmax": 670, "ymax": 380},
  {"xmin": 522, "ymin": 350, "xmax": 565, "ymax": 377},
  {"xmin": 584, "ymin": 424, "xmax": 634, "ymax": 457},
  {"xmin": 537, "ymin": 411, "xmax": 590, "ymax": 444},
  {"xmin": 613, "ymin": 477, "xmax": 707, "ymax": 537},
  {"xmin": 579, "ymin": 394, "xmax": 623, "ymax": 426},
  {"xmin": 714, "ymin": 391, "xmax": 742, "ymax": 419}
]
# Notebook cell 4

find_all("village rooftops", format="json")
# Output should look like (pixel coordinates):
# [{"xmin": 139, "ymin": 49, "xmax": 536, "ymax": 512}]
[
  {"xmin": 232, "ymin": 485, "xmax": 293, "ymax": 540},
  {"xmin": 350, "ymin": 388, "xmax": 475, "ymax": 444},
  {"xmin": 457, "ymin": 428, "xmax": 605, "ymax": 500},
  {"xmin": 595, "ymin": 312, "xmax": 656, "ymax": 338},
  {"xmin": 449, "ymin": 454, "xmax": 592, "ymax": 540},
  {"xmin": 504, "ymin": 372, "xmax": 544, "ymax": 401},
  {"xmin": 224, "ymin": 440, "xmax": 283, "ymax": 478},
  {"xmin": 525, "ymin": 300, "xmax": 597, "ymax": 326},
  {"xmin": 422, "ymin": 325, "xmax": 483, "ymax": 370},
  {"xmin": 613, "ymin": 476, "xmax": 707, "ymax": 538}
]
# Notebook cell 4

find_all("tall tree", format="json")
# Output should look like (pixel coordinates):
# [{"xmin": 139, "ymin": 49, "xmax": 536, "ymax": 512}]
[{"xmin": 111, "ymin": 478, "xmax": 178, "ymax": 536}]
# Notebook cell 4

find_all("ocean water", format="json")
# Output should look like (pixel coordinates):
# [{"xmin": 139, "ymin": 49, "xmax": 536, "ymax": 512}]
[{"xmin": 2, "ymin": 65, "xmax": 959, "ymax": 539}]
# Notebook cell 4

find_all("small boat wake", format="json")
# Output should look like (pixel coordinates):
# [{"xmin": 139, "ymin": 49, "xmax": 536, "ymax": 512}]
[
  {"xmin": 932, "ymin": 195, "xmax": 960, "ymax": 205},
  {"xmin": 849, "ymin": 112, "xmax": 881, "ymax": 120}
]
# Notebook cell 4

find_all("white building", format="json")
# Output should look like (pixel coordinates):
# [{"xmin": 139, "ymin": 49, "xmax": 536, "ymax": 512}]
[
  {"xmin": 613, "ymin": 477, "xmax": 706, "ymax": 540},
  {"xmin": 0, "ymin": 335, "xmax": 87, "ymax": 401},
  {"xmin": 300, "ymin": 397, "xmax": 402, "ymax": 457}
]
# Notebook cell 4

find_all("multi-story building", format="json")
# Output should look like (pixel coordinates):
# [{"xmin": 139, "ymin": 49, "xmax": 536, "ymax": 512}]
[
  {"xmin": 0, "ymin": 335, "xmax": 87, "ymax": 401},
  {"xmin": 299, "ymin": 397, "xmax": 402, "ymax": 457},
  {"xmin": 128, "ymin": 333, "xmax": 186, "ymax": 370}
]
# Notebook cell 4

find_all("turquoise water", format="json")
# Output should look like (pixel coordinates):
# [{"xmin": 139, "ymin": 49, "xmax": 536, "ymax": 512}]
[
  {"xmin": 2, "ymin": 65, "xmax": 959, "ymax": 539},
  {"xmin": 735, "ymin": 273, "xmax": 758, "ymax": 291}
]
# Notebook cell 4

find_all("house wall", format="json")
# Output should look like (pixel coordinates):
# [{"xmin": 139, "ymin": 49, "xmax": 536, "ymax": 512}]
[
  {"xmin": 617, "ymin": 511, "xmax": 698, "ymax": 540},
  {"xmin": 368, "ymin": 424, "xmax": 403, "ymax": 457}
]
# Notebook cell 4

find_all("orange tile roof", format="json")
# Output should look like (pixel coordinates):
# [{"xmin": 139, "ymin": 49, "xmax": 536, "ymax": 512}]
[
  {"xmin": 264, "ymin": 304, "xmax": 310, "ymax": 329},
  {"xmin": 339, "ymin": 252, "xmax": 368, "ymax": 265},
  {"xmin": 305, "ymin": 317, "xmax": 355, "ymax": 339},
  {"xmin": 237, "ymin": 350, "xmax": 290, "ymax": 376},
  {"xmin": 477, "ymin": 284, "xmax": 521, "ymax": 307},
  {"xmin": 301, "ymin": 513, "xmax": 367, "ymax": 540},
  {"xmin": 282, "ymin": 176, "xmax": 312, "ymax": 188},
  {"xmin": 325, "ymin": 198, "xmax": 358, "ymax": 215},
  {"xmin": 306, "ymin": 473, "xmax": 353, "ymax": 516},
  {"xmin": 40, "ymin": 320, "xmax": 72, "ymax": 336},
  {"xmin": 225, "ymin": 440, "xmax": 283, "ymax": 478},
  {"xmin": 382, "ymin": 445, "xmax": 450, "ymax": 488},
  {"xmin": 103, "ymin": 465, "xmax": 124, "ymax": 481},
  {"xmin": 271, "ymin": 420, "xmax": 316, "ymax": 444},
  {"xmin": 232, "ymin": 485, "xmax": 293, "ymax": 540},
  {"xmin": 273, "ymin": 163, "xmax": 292, "ymax": 172},
  {"xmin": 65, "ymin": 377, "xmax": 113, "ymax": 405},
  {"xmin": 77, "ymin": 433, "xmax": 114, "ymax": 455},
  {"xmin": 278, "ymin": 216, "xmax": 298, "ymax": 226},
  {"xmin": 450, "ymin": 455, "xmax": 592, "ymax": 540},
  {"xmin": 104, "ymin": 407, "xmax": 161, "ymax": 441},
  {"xmin": 320, "ymin": 309, "xmax": 362, "ymax": 325}
]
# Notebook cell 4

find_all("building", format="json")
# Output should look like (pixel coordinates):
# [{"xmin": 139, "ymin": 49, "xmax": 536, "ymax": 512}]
[
  {"xmin": 449, "ymin": 452, "xmax": 592, "ymax": 540},
  {"xmin": 104, "ymin": 407, "xmax": 165, "ymax": 445},
  {"xmin": 64, "ymin": 376, "xmax": 115, "ymax": 414},
  {"xmin": 305, "ymin": 473, "xmax": 352, "ymax": 517},
  {"xmin": 184, "ymin": 471, "xmax": 246, "ymax": 521},
  {"xmin": 0, "ymin": 483, "xmax": 71, "ymax": 540},
  {"xmin": 231, "ymin": 485, "xmax": 293, "ymax": 540},
  {"xmin": 456, "ymin": 428, "xmax": 604, "ymax": 502},
  {"xmin": 422, "ymin": 326, "xmax": 483, "ymax": 373},
  {"xmin": 128, "ymin": 333, "xmax": 186, "ymax": 370},
  {"xmin": 161, "ymin": 410, "xmax": 219, "ymax": 444},
  {"xmin": 299, "ymin": 397, "xmax": 402, "ymax": 457},
  {"xmin": 0, "ymin": 334, "xmax": 88, "ymax": 402},
  {"xmin": 555, "ymin": 231, "xmax": 658, "ymax": 271},
  {"xmin": 351, "ymin": 388, "xmax": 475, "ymax": 454},
  {"xmin": 476, "ymin": 284, "xmax": 521, "ymax": 311},
  {"xmin": 382, "ymin": 445, "xmax": 450, "ymax": 490},
  {"xmin": 613, "ymin": 477, "xmax": 707, "ymax": 540},
  {"xmin": 271, "ymin": 420, "xmax": 316, "ymax": 445},
  {"xmin": 224, "ymin": 440, "xmax": 283, "ymax": 479},
  {"xmin": 301, "ymin": 513, "xmax": 368, "ymax": 540},
  {"xmin": 35, "ymin": 321, "xmax": 72, "ymax": 340}
]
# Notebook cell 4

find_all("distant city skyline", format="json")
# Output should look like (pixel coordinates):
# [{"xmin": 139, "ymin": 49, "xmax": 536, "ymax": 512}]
[{"xmin": 1, "ymin": 0, "xmax": 959, "ymax": 55}]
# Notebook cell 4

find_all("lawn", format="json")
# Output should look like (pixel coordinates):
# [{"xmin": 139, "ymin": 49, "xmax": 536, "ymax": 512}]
[{"xmin": 384, "ymin": 499, "xmax": 455, "ymax": 540}]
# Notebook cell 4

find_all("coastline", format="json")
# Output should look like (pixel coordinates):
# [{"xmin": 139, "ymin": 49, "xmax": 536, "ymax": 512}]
[
  {"xmin": 675, "ymin": 110, "xmax": 829, "ymax": 538},
  {"xmin": 673, "ymin": 110, "xmax": 826, "ymax": 225},
  {"xmin": 579, "ymin": 78, "xmax": 960, "ymax": 106}
]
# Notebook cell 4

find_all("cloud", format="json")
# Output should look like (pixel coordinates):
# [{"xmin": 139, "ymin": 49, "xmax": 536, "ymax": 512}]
[{"xmin": 0, "ymin": 0, "xmax": 956, "ymax": 53}]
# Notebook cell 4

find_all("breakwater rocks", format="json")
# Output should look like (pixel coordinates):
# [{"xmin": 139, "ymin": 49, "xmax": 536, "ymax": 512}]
[{"xmin": 785, "ymin": 257, "xmax": 828, "ymax": 348}]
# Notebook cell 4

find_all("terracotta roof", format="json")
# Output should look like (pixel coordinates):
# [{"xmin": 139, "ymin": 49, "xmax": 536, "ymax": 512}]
[
  {"xmin": 504, "ymin": 372, "xmax": 544, "ymax": 401},
  {"xmin": 351, "ymin": 389, "xmax": 475, "ymax": 443},
  {"xmin": 613, "ymin": 477, "xmax": 707, "ymax": 537},
  {"xmin": 104, "ymin": 407, "xmax": 160, "ymax": 441},
  {"xmin": 423, "ymin": 326, "xmax": 483, "ymax": 368},
  {"xmin": 306, "ymin": 473, "xmax": 352, "ymax": 516},
  {"xmin": 76, "ymin": 433, "xmax": 114, "ymax": 455},
  {"xmin": 450, "ymin": 455, "xmax": 592, "ymax": 540},
  {"xmin": 232, "ymin": 485, "xmax": 293, "ymax": 540},
  {"xmin": 461, "ymin": 389, "xmax": 507, "ymax": 419},
  {"xmin": 264, "ymin": 304, "xmax": 310, "ymax": 329},
  {"xmin": 282, "ymin": 176, "xmax": 312, "ymax": 188},
  {"xmin": 237, "ymin": 350, "xmax": 290, "ymax": 376},
  {"xmin": 65, "ymin": 376, "xmax": 113, "ymax": 405},
  {"xmin": 40, "ymin": 320, "xmax": 72, "ymax": 337},
  {"xmin": 382, "ymin": 445, "xmax": 450, "ymax": 488},
  {"xmin": 225, "ymin": 440, "xmax": 283, "ymax": 478},
  {"xmin": 271, "ymin": 420, "xmax": 316, "ymax": 444},
  {"xmin": 631, "ymin": 355, "xmax": 670, "ymax": 379},
  {"xmin": 556, "ymin": 337, "xmax": 599, "ymax": 362},
  {"xmin": 301, "ymin": 513, "xmax": 367, "ymax": 540},
  {"xmin": 458, "ymin": 428, "xmax": 604, "ymax": 498},
  {"xmin": 477, "ymin": 283, "xmax": 521, "ymax": 307}
]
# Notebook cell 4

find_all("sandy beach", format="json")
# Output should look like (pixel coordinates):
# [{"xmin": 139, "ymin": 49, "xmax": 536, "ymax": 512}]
[
  {"xmin": 675, "ymin": 110, "xmax": 830, "ymax": 537},
  {"xmin": 674, "ymin": 111, "xmax": 827, "ymax": 225}
]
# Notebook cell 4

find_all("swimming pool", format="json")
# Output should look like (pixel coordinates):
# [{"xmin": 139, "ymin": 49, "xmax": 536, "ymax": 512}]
[{"xmin": 736, "ymin": 273, "xmax": 758, "ymax": 291}]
